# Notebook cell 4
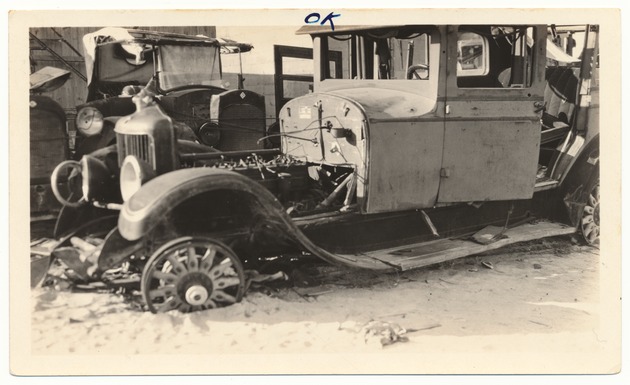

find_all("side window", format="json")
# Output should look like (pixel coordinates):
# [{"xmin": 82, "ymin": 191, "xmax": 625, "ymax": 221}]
[
  {"xmin": 457, "ymin": 26, "xmax": 534, "ymax": 89},
  {"xmin": 457, "ymin": 32, "xmax": 488, "ymax": 76}
]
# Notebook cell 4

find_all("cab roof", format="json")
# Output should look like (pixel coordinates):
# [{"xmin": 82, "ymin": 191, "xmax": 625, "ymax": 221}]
[{"xmin": 296, "ymin": 25, "xmax": 415, "ymax": 35}]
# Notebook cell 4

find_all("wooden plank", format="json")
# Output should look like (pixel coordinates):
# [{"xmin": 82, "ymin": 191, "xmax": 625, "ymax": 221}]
[{"xmin": 358, "ymin": 221, "xmax": 575, "ymax": 271}]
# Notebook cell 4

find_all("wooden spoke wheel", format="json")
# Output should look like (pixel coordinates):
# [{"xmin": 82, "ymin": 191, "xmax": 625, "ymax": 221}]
[
  {"xmin": 581, "ymin": 183, "xmax": 600, "ymax": 246},
  {"xmin": 141, "ymin": 237, "xmax": 246, "ymax": 313}
]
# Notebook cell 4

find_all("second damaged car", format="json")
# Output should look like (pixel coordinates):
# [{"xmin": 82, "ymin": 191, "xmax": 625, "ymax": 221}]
[
  {"xmin": 73, "ymin": 27, "xmax": 268, "ymax": 157},
  {"xmin": 45, "ymin": 24, "xmax": 599, "ymax": 313}
]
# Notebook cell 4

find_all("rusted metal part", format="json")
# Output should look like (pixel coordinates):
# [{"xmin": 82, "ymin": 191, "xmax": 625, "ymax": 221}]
[
  {"xmin": 179, "ymin": 148, "xmax": 281, "ymax": 162},
  {"xmin": 317, "ymin": 172, "xmax": 353, "ymax": 208}
]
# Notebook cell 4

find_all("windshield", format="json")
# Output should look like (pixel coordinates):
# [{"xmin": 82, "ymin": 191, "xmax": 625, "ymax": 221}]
[
  {"xmin": 158, "ymin": 44, "xmax": 222, "ymax": 91},
  {"xmin": 322, "ymin": 27, "xmax": 433, "ymax": 80}
]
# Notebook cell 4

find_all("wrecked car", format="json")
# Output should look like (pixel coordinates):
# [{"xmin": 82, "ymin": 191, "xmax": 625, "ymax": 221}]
[
  {"xmin": 44, "ymin": 24, "xmax": 599, "ymax": 313},
  {"xmin": 72, "ymin": 28, "xmax": 268, "ymax": 157},
  {"xmin": 30, "ymin": 66, "xmax": 72, "ymax": 220}
]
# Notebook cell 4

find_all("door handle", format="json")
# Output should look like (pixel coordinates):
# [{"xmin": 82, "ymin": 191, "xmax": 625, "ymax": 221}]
[
  {"xmin": 533, "ymin": 101, "xmax": 545, "ymax": 113},
  {"xmin": 445, "ymin": 105, "xmax": 451, "ymax": 115}
]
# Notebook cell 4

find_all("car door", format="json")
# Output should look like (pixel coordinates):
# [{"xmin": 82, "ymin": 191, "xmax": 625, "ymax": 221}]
[{"xmin": 438, "ymin": 25, "xmax": 547, "ymax": 203}]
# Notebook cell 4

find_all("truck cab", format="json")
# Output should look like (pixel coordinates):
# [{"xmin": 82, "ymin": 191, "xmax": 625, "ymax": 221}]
[{"xmin": 280, "ymin": 25, "xmax": 549, "ymax": 213}]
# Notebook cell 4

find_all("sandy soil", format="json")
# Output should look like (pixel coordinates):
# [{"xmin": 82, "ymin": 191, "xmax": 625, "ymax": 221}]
[{"xmin": 28, "ymin": 235, "xmax": 604, "ymax": 373}]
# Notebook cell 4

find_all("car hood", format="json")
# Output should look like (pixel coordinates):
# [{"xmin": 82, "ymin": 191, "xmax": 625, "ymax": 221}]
[{"xmin": 325, "ymin": 87, "xmax": 437, "ymax": 121}]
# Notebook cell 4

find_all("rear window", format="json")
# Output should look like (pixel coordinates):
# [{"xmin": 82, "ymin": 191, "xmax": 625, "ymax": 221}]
[{"xmin": 457, "ymin": 26, "xmax": 534, "ymax": 89}]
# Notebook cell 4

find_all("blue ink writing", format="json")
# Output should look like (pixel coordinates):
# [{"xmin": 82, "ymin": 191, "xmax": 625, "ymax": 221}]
[{"xmin": 304, "ymin": 12, "xmax": 341, "ymax": 31}]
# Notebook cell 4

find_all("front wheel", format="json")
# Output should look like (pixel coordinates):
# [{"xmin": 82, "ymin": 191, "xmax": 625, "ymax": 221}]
[
  {"xmin": 580, "ymin": 182, "xmax": 600, "ymax": 246},
  {"xmin": 141, "ymin": 236, "xmax": 246, "ymax": 313}
]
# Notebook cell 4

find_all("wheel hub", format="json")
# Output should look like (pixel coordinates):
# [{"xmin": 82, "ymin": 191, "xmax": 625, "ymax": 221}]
[
  {"xmin": 176, "ymin": 272, "xmax": 214, "ymax": 306},
  {"xmin": 185, "ymin": 285, "xmax": 209, "ymax": 305}
]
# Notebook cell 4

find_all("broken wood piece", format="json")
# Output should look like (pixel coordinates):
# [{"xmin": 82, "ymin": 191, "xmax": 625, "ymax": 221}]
[
  {"xmin": 472, "ymin": 225, "xmax": 506, "ymax": 245},
  {"xmin": 406, "ymin": 323, "xmax": 442, "ymax": 332},
  {"xmin": 70, "ymin": 237, "xmax": 97, "ymax": 253},
  {"xmin": 290, "ymin": 287, "xmax": 311, "ymax": 302},
  {"xmin": 52, "ymin": 247, "xmax": 92, "ymax": 282},
  {"xmin": 305, "ymin": 289, "xmax": 334, "ymax": 297},
  {"xmin": 70, "ymin": 236, "xmax": 103, "ymax": 264}
]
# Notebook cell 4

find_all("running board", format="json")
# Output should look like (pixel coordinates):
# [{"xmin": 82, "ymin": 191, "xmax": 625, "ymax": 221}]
[{"xmin": 351, "ymin": 221, "xmax": 575, "ymax": 271}]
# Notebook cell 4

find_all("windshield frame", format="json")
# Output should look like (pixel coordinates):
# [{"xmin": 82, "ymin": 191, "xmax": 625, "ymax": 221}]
[{"xmin": 156, "ymin": 43, "xmax": 224, "ymax": 93}]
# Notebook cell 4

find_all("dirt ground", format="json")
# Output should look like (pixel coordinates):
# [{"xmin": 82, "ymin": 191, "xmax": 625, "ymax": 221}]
[{"xmin": 28, "ymin": 235, "xmax": 607, "ymax": 374}]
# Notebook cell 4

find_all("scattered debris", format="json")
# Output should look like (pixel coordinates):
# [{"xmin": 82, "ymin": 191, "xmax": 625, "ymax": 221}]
[
  {"xmin": 245, "ymin": 270, "xmax": 289, "ymax": 288},
  {"xmin": 30, "ymin": 238, "xmax": 61, "ymax": 288},
  {"xmin": 472, "ymin": 225, "xmax": 507, "ymax": 245},
  {"xmin": 304, "ymin": 289, "xmax": 334, "ymax": 297},
  {"xmin": 290, "ymin": 287, "xmax": 311, "ymax": 302},
  {"xmin": 289, "ymin": 268, "xmax": 320, "ymax": 288},
  {"xmin": 529, "ymin": 320, "xmax": 551, "ymax": 328},
  {"xmin": 378, "ymin": 312, "xmax": 407, "ymax": 319},
  {"xmin": 362, "ymin": 320, "xmax": 409, "ymax": 347},
  {"xmin": 292, "ymin": 286, "xmax": 335, "ymax": 301},
  {"xmin": 482, "ymin": 261, "xmax": 494, "ymax": 269},
  {"xmin": 52, "ymin": 247, "xmax": 93, "ymax": 282},
  {"xmin": 533, "ymin": 263, "xmax": 543, "ymax": 269}
]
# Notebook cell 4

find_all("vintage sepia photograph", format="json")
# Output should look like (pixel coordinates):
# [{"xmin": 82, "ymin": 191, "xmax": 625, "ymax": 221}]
[{"xmin": 6, "ymin": 4, "xmax": 622, "ymax": 378}]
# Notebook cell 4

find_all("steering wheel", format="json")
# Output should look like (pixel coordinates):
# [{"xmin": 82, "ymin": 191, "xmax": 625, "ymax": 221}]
[
  {"xmin": 50, "ymin": 160, "xmax": 86, "ymax": 208},
  {"xmin": 407, "ymin": 64, "xmax": 429, "ymax": 80}
]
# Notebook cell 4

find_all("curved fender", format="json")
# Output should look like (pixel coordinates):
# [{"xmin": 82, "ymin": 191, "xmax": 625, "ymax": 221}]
[{"xmin": 119, "ymin": 168, "xmax": 392, "ymax": 270}]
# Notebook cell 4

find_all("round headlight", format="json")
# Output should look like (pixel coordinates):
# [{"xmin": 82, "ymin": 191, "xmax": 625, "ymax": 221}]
[
  {"xmin": 120, "ymin": 155, "xmax": 155, "ymax": 201},
  {"xmin": 76, "ymin": 107, "xmax": 104, "ymax": 136},
  {"xmin": 198, "ymin": 122, "xmax": 222, "ymax": 147}
]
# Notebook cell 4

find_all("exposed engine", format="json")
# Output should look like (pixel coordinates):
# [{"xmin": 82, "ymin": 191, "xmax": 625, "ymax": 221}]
[{"xmin": 186, "ymin": 154, "xmax": 357, "ymax": 217}]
